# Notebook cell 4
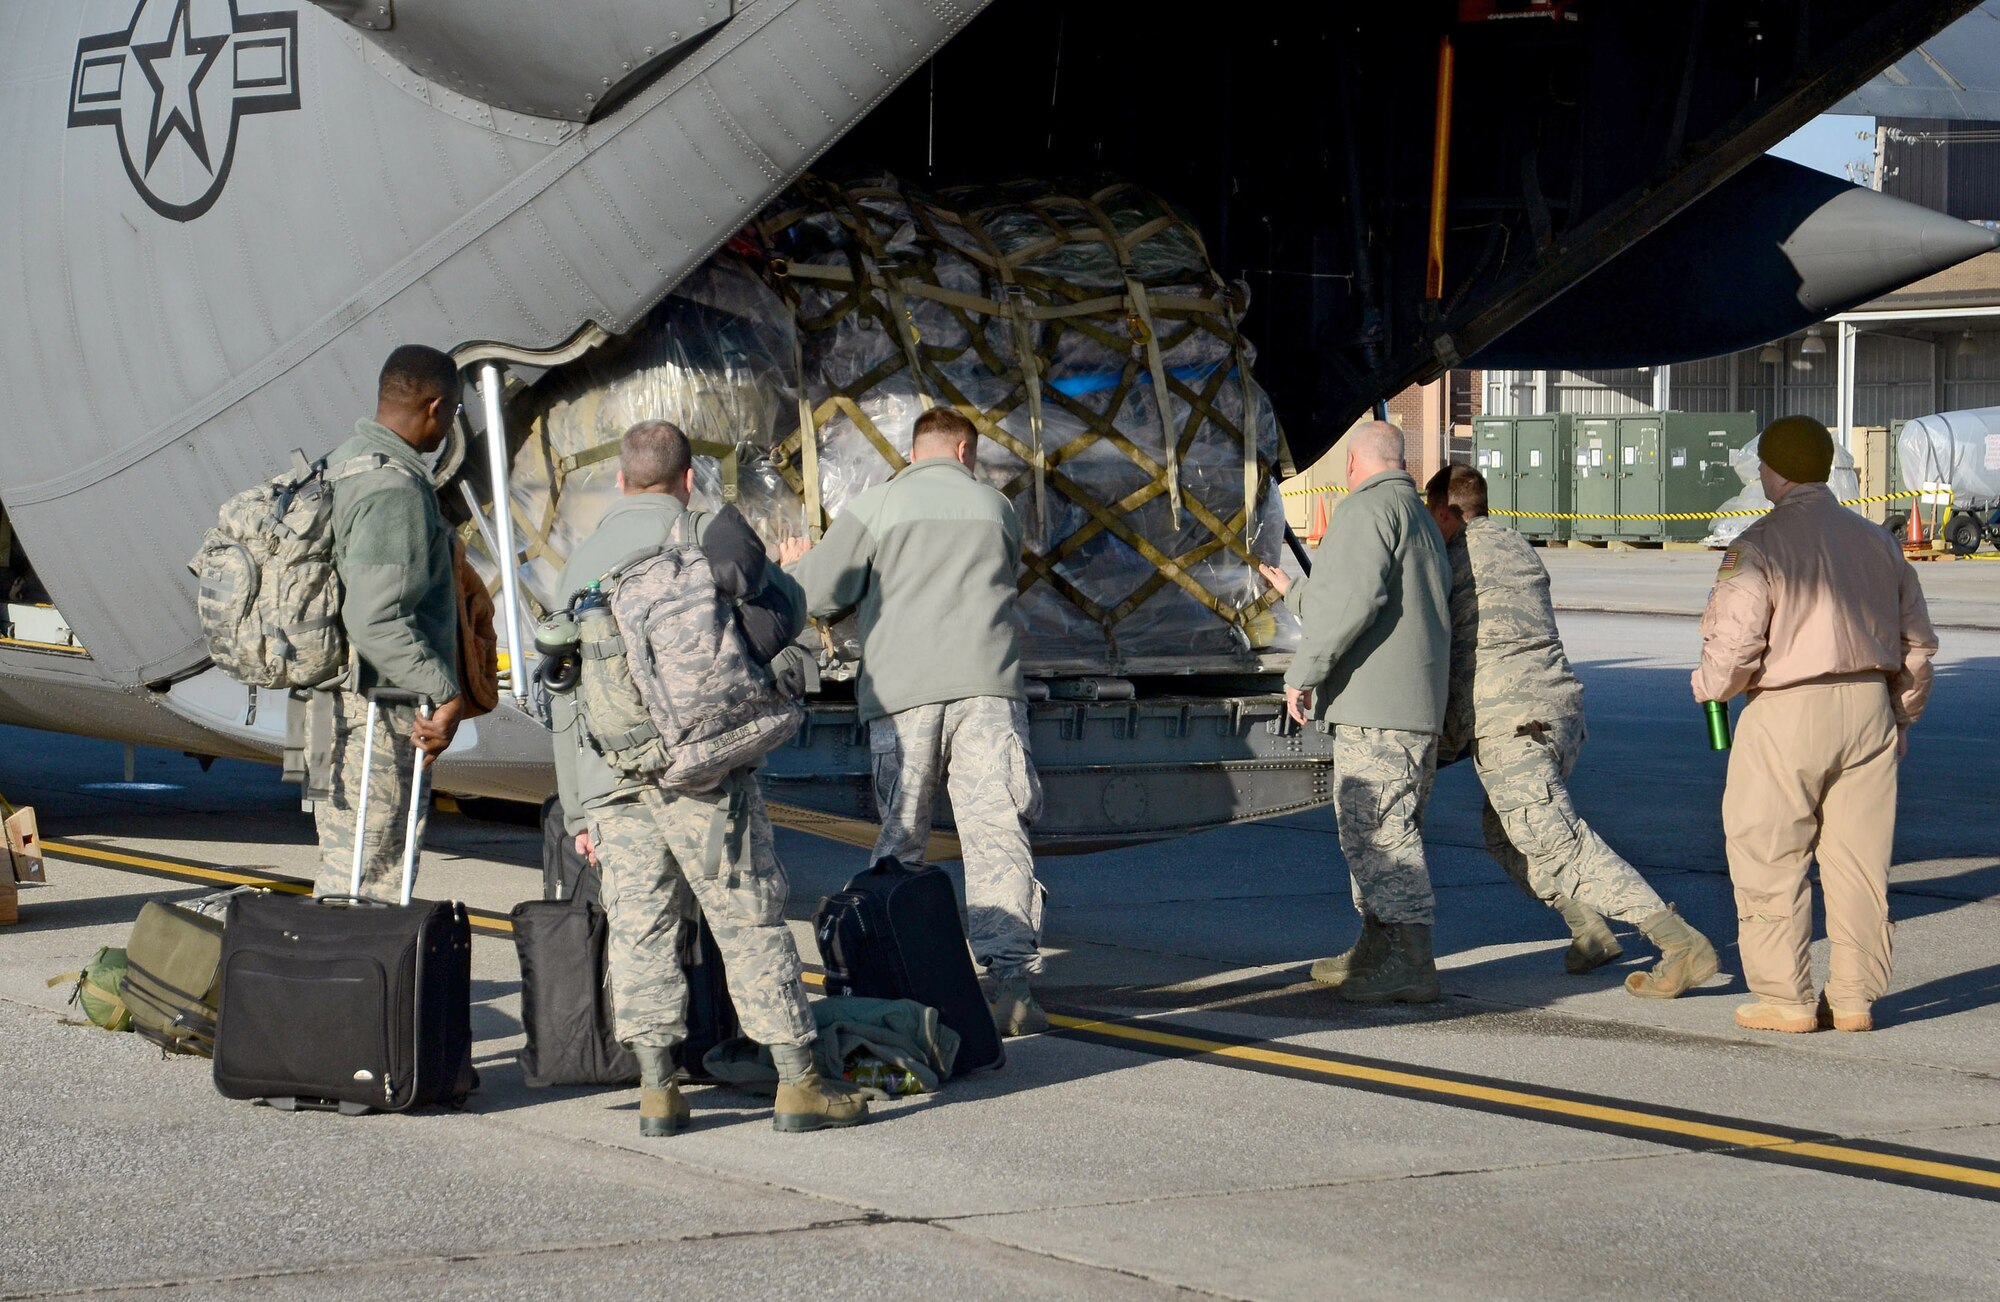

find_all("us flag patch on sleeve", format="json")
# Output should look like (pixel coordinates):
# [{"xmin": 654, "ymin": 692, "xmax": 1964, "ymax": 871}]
[{"xmin": 1716, "ymin": 549, "xmax": 1740, "ymax": 579}]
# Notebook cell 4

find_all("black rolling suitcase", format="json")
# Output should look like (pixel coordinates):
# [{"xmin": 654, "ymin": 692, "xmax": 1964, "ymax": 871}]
[
  {"xmin": 814, "ymin": 858, "xmax": 1004, "ymax": 1076},
  {"xmin": 512, "ymin": 797, "xmax": 740, "ymax": 1086},
  {"xmin": 213, "ymin": 689, "xmax": 475, "ymax": 1115}
]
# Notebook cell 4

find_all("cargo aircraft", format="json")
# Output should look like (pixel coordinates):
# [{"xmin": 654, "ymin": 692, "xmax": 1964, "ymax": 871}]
[{"xmin": 0, "ymin": 0, "xmax": 1993, "ymax": 849}]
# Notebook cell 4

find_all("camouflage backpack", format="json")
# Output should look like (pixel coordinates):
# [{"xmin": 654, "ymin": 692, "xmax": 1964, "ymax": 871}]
[
  {"xmin": 608, "ymin": 517, "xmax": 803, "ymax": 793},
  {"xmin": 572, "ymin": 555, "xmax": 671, "ymax": 778},
  {"xmin": 191, "ymin": 450, "xmax": 422, "ymax": 689}
]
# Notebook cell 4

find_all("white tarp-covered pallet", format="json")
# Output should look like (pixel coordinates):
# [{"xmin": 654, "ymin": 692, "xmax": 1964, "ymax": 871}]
[{"xmin": 493, "ymin": 173, "xmax": 1300, "ymax": 675}]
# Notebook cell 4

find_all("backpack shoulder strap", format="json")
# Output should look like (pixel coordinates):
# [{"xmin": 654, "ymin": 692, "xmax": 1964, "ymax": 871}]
[
  {"xmin": 598, "ymin": 543, "xmax": 666, "ymax": 587},
  {"xmin": 326, "ymin": 453, "xmax": 427, "ymax": 486}
]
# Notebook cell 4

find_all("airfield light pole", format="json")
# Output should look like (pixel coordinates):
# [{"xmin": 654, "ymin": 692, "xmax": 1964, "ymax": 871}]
[{"xmin": 479, "ymin": 362, "xmax": 529, "ymax": 704}]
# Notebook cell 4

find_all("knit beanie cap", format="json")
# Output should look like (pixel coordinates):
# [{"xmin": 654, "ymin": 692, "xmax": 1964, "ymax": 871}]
[{"xmin": 1758, "ymin": 415, "xmax": 1834, "ymax": 484}]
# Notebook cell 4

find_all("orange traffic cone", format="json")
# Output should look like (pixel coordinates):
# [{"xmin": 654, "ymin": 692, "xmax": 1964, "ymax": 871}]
[
  {"xmin": 1906, "ymin": 502, "xmax": 1923, "ymax": 547},
  {"xmin": 1306, "ymin": 491, "xmax": 1329, "ymax": 547}
]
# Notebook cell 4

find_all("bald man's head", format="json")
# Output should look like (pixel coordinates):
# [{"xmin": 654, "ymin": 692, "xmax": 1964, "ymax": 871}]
[{"xmin": 1346, "ymin": 421, "xmax": 1406, "ymax": 481}]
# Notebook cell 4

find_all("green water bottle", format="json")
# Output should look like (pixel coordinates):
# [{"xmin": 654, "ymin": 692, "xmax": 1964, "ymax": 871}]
[{"xmin": 1704, "ymin": 700, "xmax": 1732, "ymax": 751}]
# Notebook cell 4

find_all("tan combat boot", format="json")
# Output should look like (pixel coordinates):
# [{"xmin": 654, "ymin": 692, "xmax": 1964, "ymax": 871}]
[
  {"xmin": 634, "ymin": 1045, "xmax": 689, "ymax": 1138},
  {"xmin": 1816, "ymin": 993, "xmax": 1874, "ymax": 1033},
  {"xmin": 1336, "ymin": 923, "xmax": 1442, "ymax": 1005},
  {"xmin": 990, "ymin": 970, "xmax": 1049, "ymax": 1037},
  {"xmin": 773, "ymin": 1067, "xmax": 870, "ymax": 1133},
  {"xmin": 639, "ymin": 1083, "xmax": 690, "ymax": 1137},
  {"xmin": 1553, "ymin": 894, "xmax": 1623, "ymax": 974},
  {"xmin": 1310, "ymin": 913, "xmax": 1390, "ymax": 987},
  {"xmin": 1623, "ymin": 905, "xmax": 1720, "ymax": 999},
  {"xmin": 1734, "ymin": 1001, "xmax": 1816, "ymax": 1033}
]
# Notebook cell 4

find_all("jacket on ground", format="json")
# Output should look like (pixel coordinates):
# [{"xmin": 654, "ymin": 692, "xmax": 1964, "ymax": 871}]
[
  {"xmin": 1283, "ymin": 469, "xmax": 1451, "ymax": 732},
  {"xmin": 1693, "ymin": 482, "xmax": 1938, "ymax": 723},
  {"xmin": 787, "ymin": 458, "xmax": 1025, "ymax": 723},
  {"xmin": 326, "ymin": 419, "xmax": 458, "ymax": 708}
]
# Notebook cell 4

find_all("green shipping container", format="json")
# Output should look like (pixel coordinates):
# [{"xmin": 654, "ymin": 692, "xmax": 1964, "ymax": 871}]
[
  {"xmin": 1472, "ymin": 414, "xmax": 1574, "ymax": 542},
  {"xmin": 1572, "ymin": 412, "xmax": 1753, "ymax": 542}
]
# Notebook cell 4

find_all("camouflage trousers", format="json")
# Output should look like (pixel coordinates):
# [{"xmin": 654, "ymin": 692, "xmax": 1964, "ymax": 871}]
[
  {"xmin": 590, "ymin": 771, "xmax": 814, "ymax": 1050},
  {"xmin": 1471, "ymin": 716, "xmax": 1665, "ymax": 925},
  {"xmin": 1331, "ymin": 726, "xmax": 1438, "ymax": 926},
  {"xmin": 870, "ymin": 697, "xmax": 1046, "ymax": 976},
  {"xmin": 312, "ymin": 690, "xmax": 429, "ymax": 901}
]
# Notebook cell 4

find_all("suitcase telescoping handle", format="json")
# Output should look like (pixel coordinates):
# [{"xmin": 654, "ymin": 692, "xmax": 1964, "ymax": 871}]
[{"xmin": 348, "ymin": 688, "xmax": 434, "ymax": 907}]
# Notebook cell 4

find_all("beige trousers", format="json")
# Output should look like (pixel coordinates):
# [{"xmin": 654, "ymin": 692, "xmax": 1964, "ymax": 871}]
[{"xmin": 1724, "ymin": 678, "xmax": 1898, "ymax": 1016}]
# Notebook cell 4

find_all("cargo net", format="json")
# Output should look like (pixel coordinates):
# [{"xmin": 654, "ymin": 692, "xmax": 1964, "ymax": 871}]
[{"xmin": 498, "ymin": 173, "xmax": 1299, "ymax": 675}]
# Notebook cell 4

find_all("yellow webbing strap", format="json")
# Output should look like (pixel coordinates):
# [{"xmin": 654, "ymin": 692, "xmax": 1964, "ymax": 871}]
[
  {"xmin": 878, "ymin": 269, "xmax": 934, "ymax": 412},
  {"xmin": 1227, "ymin": 300, "xmax": 1260, "ymax": 537},
  {"xmin": 47, "ymin": 971, "xmax": 128, "ymax": 1029},
  {"xmin": 1009, "ymin": 296, "xmax": 1051, "ymax": 549},
  {"xmin": 829, "ymin": 188, "xmax": 934, "ymax": 413},
  {"xmin": 790, "ymin": 324, "xmax": 825, "ymax": 541},
  {"xmin": 554, "ymin": 437, "xmax": 738, "ymax": 502},
  {"xmin": 779, "ymin": 263, "xmax": 1221, "ymax": 324},
  {"xmin": 772, "ymin": 176, "xmax": 1284, "ymax": 659},
  {"xmin": 1125, "ymin": 277, "xmax": 1182, "ymax": 529}
]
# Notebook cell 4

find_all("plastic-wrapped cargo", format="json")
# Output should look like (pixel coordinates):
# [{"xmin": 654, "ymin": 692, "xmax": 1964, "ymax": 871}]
[
  {"xmin": 1703, "ymin": 433, "xmax": 1861, "ymax": 546},
  {"xmin": 495, "ymin": 173, "xmax": 1299, "ymax": 677},
  {"xmin": 1897, "ymin": 408, "xmax": 2000, "ymax": 503}
]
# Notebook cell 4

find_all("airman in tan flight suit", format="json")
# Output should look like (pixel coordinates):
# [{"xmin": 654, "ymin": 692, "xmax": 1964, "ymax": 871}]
[{"xmin": 1694, "ymin": 416, "xmax": 1938, "ymax": 1034}]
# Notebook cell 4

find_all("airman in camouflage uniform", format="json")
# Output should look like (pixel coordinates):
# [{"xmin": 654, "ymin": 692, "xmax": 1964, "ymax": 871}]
[
  {"xmin": 871, "ymin": 697, "xmax": 1045, "ymax": 975},
  {"xmin": 310, "ymin": 346, "xmax": 466, "ymax": 900},
  {"xmin": 589, "ymin": 774, "xmax": 813, "ymax": 1049},
  {"xmin": 789, "ymin": 408, "xmax": 1049, "ymax": 1036},
  {"xmin": 1329, "ymin": 725, "xmax": 1440, "ymax": 928},
  {"xmin": 1427, "ymin": 465, "xmax": 1718, "ymax": 998},
  {"xmin": 311, "ymin": 691, "xmax": 430, "ymax": 899},
  {"xmin": 558, "ymin": 421, "xmax": 864, "ymax": 1136},
  {"xmin": 1273, "ymin": 423, "xmax": 1453, "ymax": 1005}
]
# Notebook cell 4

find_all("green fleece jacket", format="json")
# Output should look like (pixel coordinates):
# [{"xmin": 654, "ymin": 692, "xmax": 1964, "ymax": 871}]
[
  {"xmin": 551, "ymin": 492, "xmax": 807, "ymax": 835},
  {"xmin": 1282, "ymin": 469, "xmax": 1450, "ymax": 732},
  {"xmin": 787, "ymin": 458, "xmax": 1025, "ymax": 723},
  {"xmin": 326, "ymin": 420, "xmax": 458, "ymax": 708}
]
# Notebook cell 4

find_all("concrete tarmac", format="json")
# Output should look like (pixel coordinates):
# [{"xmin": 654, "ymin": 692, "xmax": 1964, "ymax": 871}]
[{"xmin": 5, "ymin": 556, "xmax": 2000, "ymax": 1300}]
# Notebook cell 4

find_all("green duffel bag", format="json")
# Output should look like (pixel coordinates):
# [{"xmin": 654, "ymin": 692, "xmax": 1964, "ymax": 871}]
[
  {"xmin": 124, "ymin": 901, "xmax": 226, "ymax": 1057},
  {"xmin": 47, "ymin": 947, "xmax": 132, "ymax": 1032}
]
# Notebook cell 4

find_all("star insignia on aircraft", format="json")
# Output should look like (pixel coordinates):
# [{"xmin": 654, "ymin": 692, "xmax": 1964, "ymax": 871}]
[
  {"xmin": 132, "ymin": 0, "xmax": 228, "ymax": 175},
  {"xmin": 67, "ymin": 0, "xmax": 301, "ymax": 222}
]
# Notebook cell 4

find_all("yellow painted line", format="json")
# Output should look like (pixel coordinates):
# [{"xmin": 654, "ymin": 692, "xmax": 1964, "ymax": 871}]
[
  {"xmin": 1045, "ymin": 1011, "xmax": 2000, "ymax": 1192},
  {"xmin": 41, "ymin": 839, "xmax": 516, "ymax": 935},
  {"xmin": 45, "ymin": 836, "xmax": 2000, "ymax": 1195},
  {"xmin": 44, "ymin": 840, "xmax": 309, "ymax": 892},
  {"xmin": 765, "ymin": 800, "xmax": 960, "ymax": 863}
]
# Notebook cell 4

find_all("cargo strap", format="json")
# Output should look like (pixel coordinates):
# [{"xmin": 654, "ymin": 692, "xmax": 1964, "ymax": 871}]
[
  {"xmin": 487, "ymin": 393, "xmax": 746, "ymax": 623},
  {"xmin": 789, "ymin": 324, "xmax": 825, "ymax": 541},
  {"xmin": 1125, "ymin": 277, "xmax": 1182, "ymax": 529},
  {"xmin": 1226, "ymin": 296, "xmax": 1262, "ymax": 532},
  {"xmin": 760, "ymin": 176, "xmax": 1282, "ymax": 657},
  {"xmin": 47, "ymin": 971, "xmax": 127, "ymax": 1029}
]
